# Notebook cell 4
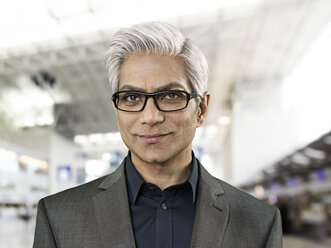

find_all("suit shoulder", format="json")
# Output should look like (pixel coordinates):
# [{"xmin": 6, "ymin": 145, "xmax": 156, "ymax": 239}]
[
  {"xmin": 42, "ymin": 175, "xmax": 107, "ymax": 205},
  {"xmin": 216, "ymin": 178, "xmax": 276, "ymax": 214}
]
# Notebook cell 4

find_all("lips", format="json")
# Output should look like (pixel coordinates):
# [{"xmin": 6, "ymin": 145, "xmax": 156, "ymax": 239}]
[{"xmin": 138, "ymin": 133, "xmax": 170, "ymax": 144}]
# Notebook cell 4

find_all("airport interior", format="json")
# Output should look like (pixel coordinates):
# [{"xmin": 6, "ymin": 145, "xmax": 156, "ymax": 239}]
[{"xmin": 0, "ymin": 0, "xmax": 331, "ymax": 247}]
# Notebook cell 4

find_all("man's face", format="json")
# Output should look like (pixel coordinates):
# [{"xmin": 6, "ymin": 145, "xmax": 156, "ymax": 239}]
[{"xmin": 115, "ymin": 53, "xmax": 208, "ymax": 165}]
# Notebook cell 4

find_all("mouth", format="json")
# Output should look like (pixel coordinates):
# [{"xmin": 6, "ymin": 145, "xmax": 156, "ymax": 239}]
[{"xmin": 138, "ymin": 133, "xmax": 170, "ymax": 144}]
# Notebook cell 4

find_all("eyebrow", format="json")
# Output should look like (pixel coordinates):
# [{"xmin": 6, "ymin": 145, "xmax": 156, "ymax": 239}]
[{"xmin": 119, "ymin": 82, "xmax": 188, "ymax": 92}]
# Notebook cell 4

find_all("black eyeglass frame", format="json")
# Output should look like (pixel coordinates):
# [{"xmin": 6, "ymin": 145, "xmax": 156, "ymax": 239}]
[{"xmin": 111, "ymin": 90, "xmax": 200, "ymax": 112}]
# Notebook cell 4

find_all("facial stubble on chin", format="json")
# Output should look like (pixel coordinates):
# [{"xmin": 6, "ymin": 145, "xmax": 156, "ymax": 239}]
[{"xmin": 130, "ymin": 134, "xmax": 193, "ymax": 165}]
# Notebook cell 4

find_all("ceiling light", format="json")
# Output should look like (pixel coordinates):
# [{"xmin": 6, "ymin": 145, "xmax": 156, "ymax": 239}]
[
  {"xmin": 1, "ymin": 90, "xmax": 33, "ymax": 112},
  {"xmin": 103, "ymin": 132, "xmax": 122, "ymax": 142},
  {"xmin": 218, "ymin": 116, "xmax": 231, "ymax": 126},
  {"xmin": 254, "ymin": 185, "xmax": 265, "ymax": 198},
  {"xmin": 74, "ymin": 135, "xmax": 90, "ymax": 145},
  {"xmin": 291, "ymin": 152, "xmax": 310, "ymax": 165},
  {"xmin": 303, "ymin": 147, "xmax": 326, "ymax": 160},
  {"xmin": 0, "ymin": 147, "xmax": 17, "ymax": 160},
  {"xmin": 74, "ymin": 132, "xmax": 123, "ymax": 146},
  {"xmin": 19, "ymin": 155, "xmax": 48, "ymax": 169},
  {"xmin": 15, "ymin": 116, "xmax": 36, "ymax": 128},
  {"xmin": 85, "ymin": 159, "xmax": 109, "ymax": 176},
  {"xmin": 36, "ymin": 115, "xmax": 54, "ymax": 126},
  {"xmin": 89, "ymin": 133, "xmax": 104, "ymax": 143},
  {"xmin": 29, "ymin": 91, "xmax": 54, "ymax": 108},
  {"xmin": 0, "ymin": 75, "xmax": 55, "ymax": 129},
  {"xmin": 102, "ymin": 153, "xmax": 111, "ymax": 161},
  {"xmin": 205, "ymin": 125, "xmax": 219, "ymax": 138}
]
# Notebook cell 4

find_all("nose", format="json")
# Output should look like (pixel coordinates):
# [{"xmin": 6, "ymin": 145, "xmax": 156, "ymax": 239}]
[{"xmin": 139, "ymin": 97, "xmax": 164, "ymax": 125}]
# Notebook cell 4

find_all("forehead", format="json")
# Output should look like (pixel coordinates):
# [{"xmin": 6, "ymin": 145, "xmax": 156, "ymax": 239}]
[{"xmin": 118, "ymin": 53, "xmax": 191, "ymax": 92}]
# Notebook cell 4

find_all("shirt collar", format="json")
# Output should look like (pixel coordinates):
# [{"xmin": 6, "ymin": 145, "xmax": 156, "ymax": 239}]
[
  {"xmin": 187, "ymin": 151, "xmax": 199, "ymax": 203},
  {"xmin": 125, "ymin": 151, "xmax": 199, "ymax": 205},
  {"xmin": 125, "ymin": 152, "xmax": 144, "ymax": 205}
]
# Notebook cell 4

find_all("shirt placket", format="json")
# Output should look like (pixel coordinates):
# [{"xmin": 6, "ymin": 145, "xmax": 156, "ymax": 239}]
[{"xmin": 155, "ymin": 189, "xmax": 175, "ymax": 248}]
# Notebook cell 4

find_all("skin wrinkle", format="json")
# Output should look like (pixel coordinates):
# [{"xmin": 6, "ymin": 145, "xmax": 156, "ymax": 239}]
[{"xmin": 114, "ymin": 53, "xmax": 209, "ymax": 190}]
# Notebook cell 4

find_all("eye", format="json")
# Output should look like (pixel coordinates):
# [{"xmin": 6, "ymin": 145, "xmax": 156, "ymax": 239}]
[
  {"xmin": 162, "ymin": 91, "xmax": 185, "ymax": 101},
  {"xmin": 119, "ymin": 92, "xmax": 143, "ymax": 104},
  {"xmin": 125, "ymin": 94, "xmax": 140, "ymax": 102},
  {"xmin": 166, "ymin": 93, "xmax": 179, "ymax": 99}
]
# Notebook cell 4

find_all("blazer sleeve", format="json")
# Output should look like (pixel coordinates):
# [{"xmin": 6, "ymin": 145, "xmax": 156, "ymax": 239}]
[
  {"xmin": 33, "ymin": 199, "xmax": 57, "ymax": 248},
  {"xmin": 265, "ymin": 208, "xmax": 283, "ymax": 248}
]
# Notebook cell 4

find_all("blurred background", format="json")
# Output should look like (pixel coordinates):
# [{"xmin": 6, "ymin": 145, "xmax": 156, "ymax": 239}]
[{"xmin": 0, "ymin": 0, "xmax": 331, "ymax": 247}]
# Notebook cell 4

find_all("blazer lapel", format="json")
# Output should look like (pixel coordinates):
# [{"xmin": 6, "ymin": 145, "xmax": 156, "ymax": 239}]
[
  {"xmin": 190, "ymin": 165, "xmax": 229, "ymax": 248},
  {"xmin": 93, "ymin": 162, "xmax": 136, "ymax": 248}
]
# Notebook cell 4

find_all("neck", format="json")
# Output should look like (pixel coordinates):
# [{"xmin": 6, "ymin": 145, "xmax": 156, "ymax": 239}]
[{"xmin": 130, "ymin": 150, "xmax": 192, "ymax": 190}]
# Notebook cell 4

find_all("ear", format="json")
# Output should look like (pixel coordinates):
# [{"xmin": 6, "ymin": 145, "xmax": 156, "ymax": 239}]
[{"xmin": 196, "ymin": 92, "xmax": 210, "ymax": 127}]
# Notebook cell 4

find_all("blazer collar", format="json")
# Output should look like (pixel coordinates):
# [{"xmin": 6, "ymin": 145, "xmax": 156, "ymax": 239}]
[
  {"xmin": 93, "ymin": 160, "xmax": 136, "ymax": 248},
  {"xmin": 93, "ymin": 159, "xmax": 229, "ymax": 248},
  {"xmin": 190, "ymin": 161, "xmax": 229, "ymax": 248}
]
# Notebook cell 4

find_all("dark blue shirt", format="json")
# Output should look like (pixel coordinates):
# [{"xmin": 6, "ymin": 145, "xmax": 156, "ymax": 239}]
[{"xmin": 125, "ymin": 151, "xmax": 199, "ymax": 248}]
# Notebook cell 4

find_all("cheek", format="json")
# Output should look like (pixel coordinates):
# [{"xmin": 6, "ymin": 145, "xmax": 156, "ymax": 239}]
[
  {"xmin": 174, "ymin": 114, "xmax": 197, "ymax": 137},
  {"xmin": 117, "ymin": 116, "xmax": 134, "ymax": 138},
  {"xmin": 187, "ymin": 109, "xmax": 199, "ymax": 129}
]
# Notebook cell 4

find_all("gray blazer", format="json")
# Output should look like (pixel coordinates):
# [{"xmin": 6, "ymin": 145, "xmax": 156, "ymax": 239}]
[{"xmin": 33, "ymin": 161, "xmax": 282, "ymax": 248}]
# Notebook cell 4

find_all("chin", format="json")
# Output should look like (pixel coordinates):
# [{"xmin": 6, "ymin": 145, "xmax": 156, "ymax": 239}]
[
  {"xmin": 133, "ymin": 148, "xmax": 171, "ymax": 165},
  {"xmin": 142, "ymin": 152, "xmax": 169, "ymax": 164}
]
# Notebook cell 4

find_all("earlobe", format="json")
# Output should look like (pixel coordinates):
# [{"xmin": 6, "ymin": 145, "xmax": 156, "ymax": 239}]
[{"xmin": 196, "ymin": 115, "xmax": 204, "ymax": 127}]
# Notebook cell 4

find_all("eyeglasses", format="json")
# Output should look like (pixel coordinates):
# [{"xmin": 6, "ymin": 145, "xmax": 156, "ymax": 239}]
[{"xmin": 112, "ymin": 90, "xmax": 200, "ymax": 112}]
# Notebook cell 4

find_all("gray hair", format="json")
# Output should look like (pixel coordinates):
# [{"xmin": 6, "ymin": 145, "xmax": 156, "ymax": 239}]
[{"xmin": 105, "ymin": 21, "xmax": 209, "ymax": 95}]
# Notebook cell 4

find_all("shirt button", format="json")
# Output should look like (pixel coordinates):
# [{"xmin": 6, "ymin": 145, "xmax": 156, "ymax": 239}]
[{"xmin": 161, "ymin": 202, "xmax": 168, "ymax": 210}]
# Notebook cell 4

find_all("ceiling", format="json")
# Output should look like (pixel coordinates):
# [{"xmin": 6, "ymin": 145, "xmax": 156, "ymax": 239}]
[
  {"xmin": 0, "ymin": 0, "xmax": 330, "ymax": 140},
  {"xmin": 240, "ymin": 130, "xmax": 331, "ymax": 193}
]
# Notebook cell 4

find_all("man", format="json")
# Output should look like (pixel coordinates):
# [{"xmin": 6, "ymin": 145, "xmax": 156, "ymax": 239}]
[{"xmin": 33, "ymin": 22, "xmax": 282, "ymax": 248}]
